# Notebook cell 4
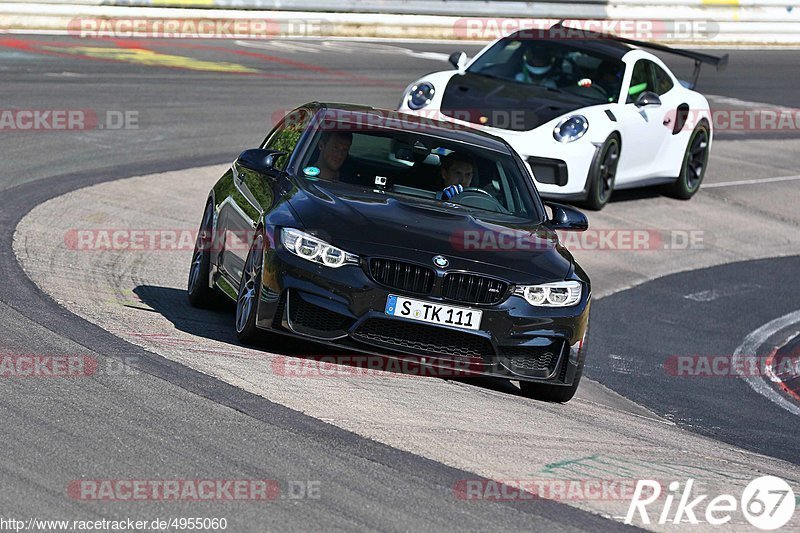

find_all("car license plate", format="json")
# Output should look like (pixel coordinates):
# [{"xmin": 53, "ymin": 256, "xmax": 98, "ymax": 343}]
[{"xmin": 384, "ymin": 295, "xmax": 482, "ymax": 331}]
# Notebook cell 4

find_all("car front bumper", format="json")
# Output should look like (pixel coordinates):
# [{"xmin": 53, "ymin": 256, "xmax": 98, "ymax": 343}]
[
  {"xmin": 255, "ymin": 247, "xmax": 590, "ymax": 385},
  {"xmin": 502, "ymin": 133, "xmax": 599, "ymax": 200}
]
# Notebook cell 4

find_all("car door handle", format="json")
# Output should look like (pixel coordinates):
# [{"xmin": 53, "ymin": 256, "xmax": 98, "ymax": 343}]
[{"xmin": 663, "ymin": 117, "xmax": 672, "ymax": 125}]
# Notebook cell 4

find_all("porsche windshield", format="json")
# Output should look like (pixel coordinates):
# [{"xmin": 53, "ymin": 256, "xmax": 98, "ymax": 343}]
[
  {"xmin": 298, "ymin": 125, "xmax": 542, "ymax": 220},
  {"xmin": 467, "ymin": 38, "xmax": 625, "ymax": 104}
]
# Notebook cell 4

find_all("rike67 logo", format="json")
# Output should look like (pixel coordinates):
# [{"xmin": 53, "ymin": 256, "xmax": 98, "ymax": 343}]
[{"xmin": 625, "ymin": 476, "xmax": 796, "ymax": 529}]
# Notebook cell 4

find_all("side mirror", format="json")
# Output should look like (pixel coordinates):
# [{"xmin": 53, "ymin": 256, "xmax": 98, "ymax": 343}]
[
  {"xmin": 236, "ymin": 148, "xmax": 286, "ymax": 174},
  {"xmin": 635, "ymin": 91, "xmax": 662, "ymax": 108},
  {"xmin": 448, "ymin": 51, "xmax": 467, "ymax": 70},
  {"xmin": 546, "ymin": 202, "xmax": 588, "ymax": 232}
]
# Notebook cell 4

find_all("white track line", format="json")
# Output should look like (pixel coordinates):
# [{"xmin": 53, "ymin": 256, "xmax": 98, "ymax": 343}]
[
  {"xmin": 704, "ymin": 175, "xmax": 800, "ymax": 188},
  {"xmin": 732, "ymin": 309, "xmax": 800, "ymax": 418},
  {"xmin": 236, "ymin": 38, "xmax": 451, "ymax": 61},
  {"xmin": 706, "ymin": 94, "xmax": 800, "ymax": 111}
]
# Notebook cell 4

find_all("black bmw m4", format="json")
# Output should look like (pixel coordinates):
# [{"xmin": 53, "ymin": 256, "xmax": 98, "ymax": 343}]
[{"xmin": 188, "ymin": 102, "xmax": 592, "ymax": 402}]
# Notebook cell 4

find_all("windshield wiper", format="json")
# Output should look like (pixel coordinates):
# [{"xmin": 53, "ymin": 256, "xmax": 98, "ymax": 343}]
[{"xmin": 470, "ymin": 71, "xmax": 508, "ymax": 82}]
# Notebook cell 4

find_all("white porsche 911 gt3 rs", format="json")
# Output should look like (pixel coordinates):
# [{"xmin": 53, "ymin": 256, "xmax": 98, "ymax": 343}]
[{"xmin": 398, "ymin": 25, "xmax": 727, "ymax": 209}]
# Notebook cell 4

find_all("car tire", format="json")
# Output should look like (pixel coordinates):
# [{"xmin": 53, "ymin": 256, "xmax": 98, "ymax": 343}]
[
  {"xmin": 519, "ymin": 358, "xmax": 584, "ymax": 403},
  {"xmin": 235, "ymin": 233, "xmax": 265, "ymax": 344},
  {"xmin": 582, "ymin": 134, "xmax": 621, "ymax": 211},
  {"xmin": 666, "ymin": 121, "xmax": 710, "ymax": 200},
  {"xmin": 187, "ymin": 201, "xmax": 219, "ymax": 308}
]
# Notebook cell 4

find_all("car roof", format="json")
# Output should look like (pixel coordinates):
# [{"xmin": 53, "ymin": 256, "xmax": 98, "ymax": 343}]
[
  {"xmin": 300, "ymin": 102, "xmax": 515, "ymax": 153},
  {"xmin": 504, "ymin": 29, "xmax": 632, "ymax": 60}
]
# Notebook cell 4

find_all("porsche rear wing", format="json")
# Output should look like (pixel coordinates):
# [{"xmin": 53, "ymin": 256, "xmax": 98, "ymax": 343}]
[
  {"xmin": 549, "ymin": 21, "xmax": 729, "ymax": 88},
  {"xmin": 607, "ymin": 35, "xmax": 728, "ymax": 89}
]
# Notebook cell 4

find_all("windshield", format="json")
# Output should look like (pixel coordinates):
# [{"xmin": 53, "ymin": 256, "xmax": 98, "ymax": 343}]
[
  {"xmin": 467, "ymin": 38, "xmax": 625, "ymax": 104},
  {"xmin": 297, "ymin": 123, "xmax": 542, "ymax": 221}
]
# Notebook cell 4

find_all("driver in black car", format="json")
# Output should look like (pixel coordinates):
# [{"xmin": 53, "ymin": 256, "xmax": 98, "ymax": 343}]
[{"xmin": 436, "ymin": 153, "xmax": 475, "ymax": 201}]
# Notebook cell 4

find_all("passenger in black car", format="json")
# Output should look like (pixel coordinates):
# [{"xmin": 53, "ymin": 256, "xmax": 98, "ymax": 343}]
[{"xmin": 313, "ymin": 131, "xmax": 353, "ymax": 180}]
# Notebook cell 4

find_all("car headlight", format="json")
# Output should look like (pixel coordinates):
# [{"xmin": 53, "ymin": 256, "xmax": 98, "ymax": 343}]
[
  {"xmin": 553, "ymin": 115, "xmax": 588, "ymax": 143},
  {"xmin": 280, "ymin": 228, "xmax": 359, "ymax": 268},
  {"xmin": 407, "ymin": 82, "xmax": 435, "ymax": 110},
  {"xmin": 513, "ymin": 281, "xmax": 582, "ymax": 307}
]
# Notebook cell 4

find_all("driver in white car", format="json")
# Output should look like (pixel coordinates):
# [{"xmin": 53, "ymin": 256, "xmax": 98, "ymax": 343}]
[
  {"xmin": 515, "ymin": 45, "xmax": 562, "ymax": 89},
  {"xmin": 436, "ymin": 153, "xmax": 475, "ymax": 200}
]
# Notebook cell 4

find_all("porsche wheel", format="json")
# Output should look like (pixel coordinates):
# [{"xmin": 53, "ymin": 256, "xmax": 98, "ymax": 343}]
[
  {"xmin": 583, "ymin": 134, "xmax": 620, "ymax": 211},
  {"xmin": 667, "ymin": 121, "xmax": 710, "ymax": 200},
  {"xmin": 235, "ymin": 233, "xmax": 264, "ymax": 344},
  {"xmin": 187, "ymin": 202, "xmax": 218, "ymax": 308}
]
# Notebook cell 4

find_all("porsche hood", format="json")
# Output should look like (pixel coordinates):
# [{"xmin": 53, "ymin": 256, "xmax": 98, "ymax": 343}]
[{"xmin": 439, "ymin": 72, "xmax": 593, "ymax": 132}]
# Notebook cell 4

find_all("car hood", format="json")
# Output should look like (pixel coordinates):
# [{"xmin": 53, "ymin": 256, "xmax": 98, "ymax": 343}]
[
  {"xmin": 439, "ymin": 72, "xmax": 594, "ymax": 132},
  {"xmin": 285, "ymin": 180, "xmax": 574, "ymax": 284}
]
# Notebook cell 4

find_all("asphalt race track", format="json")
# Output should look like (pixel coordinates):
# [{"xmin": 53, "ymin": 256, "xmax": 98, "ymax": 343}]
[
  {"xmin": 588, "ymin": 256, "xmax": 800, "ymax": 463},
  {"xmin": 2, "ymin": 35, "xmax": 800, "ymax": 530}
]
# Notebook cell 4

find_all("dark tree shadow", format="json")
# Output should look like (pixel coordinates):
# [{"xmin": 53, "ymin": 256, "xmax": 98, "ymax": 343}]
[
  {"xmin": 544, "ymin": 185, "xmax": 667, "ymax": 212},
  {"xmin": 606, "ymin": 186, "xmax": 666, "ymax": 204},
  {"xmin": 133, "ymin": 285, "xmax": 520, "ymax": 395}
]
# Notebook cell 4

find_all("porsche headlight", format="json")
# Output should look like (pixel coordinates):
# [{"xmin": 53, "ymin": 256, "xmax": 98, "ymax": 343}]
[
  {"xmin": 281, "ymin": 228, "xmax": 358, "ymax": 268},
  {"xmin": 514, "ymin": 281, "xmax": 582, "ymax": 307},
  {"xmin": 553, "ymin": 115, "xmax": 588, "ymax": 143},
  {"xmin": 407, "ymin": 82, "xmax": 435, "ymax": 110}
]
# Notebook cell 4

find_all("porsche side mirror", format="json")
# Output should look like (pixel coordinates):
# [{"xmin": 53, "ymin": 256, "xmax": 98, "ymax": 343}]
[
  {"xmin": 546, "ymin": 202, "xmax": 588, "ymax": 231},
  {"xmin": 448, "ymin": 51, "xmax": 467, "ymax": 70},
  {"xmin": 236, "ymin": 148, "xmax": 286, "ymax": 174},
  {"xmin": 635, "ymin": 91, "xmax": 662, "ymax": 108}
]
